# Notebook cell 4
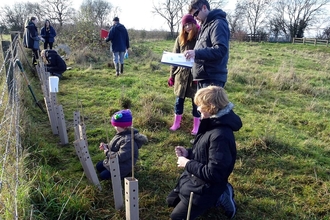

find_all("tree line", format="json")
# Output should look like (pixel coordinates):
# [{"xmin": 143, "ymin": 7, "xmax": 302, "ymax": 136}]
[
  {"xmin": 1, "ymin": 0, "xmax": 330, "ymax": 41},
  {"xmin": 152, "ymin": 0, "xmax": 330, "ymax": 40}
]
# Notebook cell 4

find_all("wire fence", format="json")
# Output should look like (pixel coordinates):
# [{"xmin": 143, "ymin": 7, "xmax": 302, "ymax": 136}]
[
  {"xmin": 0, "ymin": 34, "xmax": 99, "ymax": 219},
  {"xmin": 0, "ymin": 35, "xmax": 24, "ymax": 220}
]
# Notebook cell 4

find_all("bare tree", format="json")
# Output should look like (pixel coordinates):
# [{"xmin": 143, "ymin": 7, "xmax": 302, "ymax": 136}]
[
  {"xmin": 0, "ymin": 3, "xmax": 42, "ymax": 32},
  {"xmin": 152, "ymin": 0, "xmax": 189, "ymax": 38},
  {"xmin": 241, "ymin": 0, "xmax": 271, "ymax": 39},
  {"xmin": 93, "ymin": 0, "xmax": 113, "ymax": 27},
  {"xmin": 43, "ymin": 0, "xmax": 76, "ymax": 26},
  {"xmin": 317, "ymin": 25, "xmax": 330, "ymax": 39},
  {"xmin": 208, "ymin": 0, "xmax": 228, "ymax": 9},
  {"xmin": 226, "ymin": 1, "xmax": 246, "ymax": 35},
  {"xmin": 152, "ymin": 0, "xmax": 229, "ymax": 37},
  {"xmin": 79, "ymin": 0, "xmax": 113, "ymax": 27},
  {"xmin": 270, "ymin": 0, "xmax": 330, "ymax": 39}
]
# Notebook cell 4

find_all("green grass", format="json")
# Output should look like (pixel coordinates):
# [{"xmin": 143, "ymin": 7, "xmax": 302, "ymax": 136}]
[{"xmin": 12, "ymin": 41, "xmax": 330, "ymax": 219}]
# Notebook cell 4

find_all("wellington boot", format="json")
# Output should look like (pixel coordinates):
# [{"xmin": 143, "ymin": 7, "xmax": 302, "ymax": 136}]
[
  {"xmin": 169, "ymin": 114, "xmax": 182, "ymax": 131},
  {"xmin": 115, "ymin": 63, "xmax": 119, "ymax": 76},
  {"xmin": 191, "ymin": 117, "xmax": 200, "ymax": 135},
  {"xmin": 120, "ymin": 64, "xmax": 124, "ymax": 74}
]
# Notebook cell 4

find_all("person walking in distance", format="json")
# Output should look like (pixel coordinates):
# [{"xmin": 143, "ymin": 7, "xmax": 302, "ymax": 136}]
[
  {"xmin": 105, "ymin": 17, "xmax": 130, "ymax": 76},
  {"xmin": 40, "ymin": 19, "xmax": 57, "ymax": 50},
  {"xmin": 168, "ymin": 14, "xmax": 200, "ymax": 135},
  {"xmin": 185, "ymin": 0, "xmax": 230, "ymax": 89}
]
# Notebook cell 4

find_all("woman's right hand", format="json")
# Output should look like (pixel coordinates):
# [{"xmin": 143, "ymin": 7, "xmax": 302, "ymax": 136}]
[{"xmin": 175, "ymin": 146, "xmax": 188, "ymax": 157}]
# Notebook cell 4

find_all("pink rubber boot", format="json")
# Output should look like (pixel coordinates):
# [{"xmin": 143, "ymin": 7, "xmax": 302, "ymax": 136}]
[
  {"xmin": 169, "ymin": 114, "xmax": 182, "ymax": 131},
  {"xmin": 191, "ymin": 117, "xmax": 200, "ymax": 135}
]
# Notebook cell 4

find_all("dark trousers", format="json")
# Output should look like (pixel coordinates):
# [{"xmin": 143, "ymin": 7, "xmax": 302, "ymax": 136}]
[
  {"xmin": 95, "ymin": 161, "xmax": 111, "ymax": 180},
  {"xmin": 32, "ymin": 49, "xmax": 39, "ymax": 65},
  {"xmin": 174, "ymin": 97, "xmax": 199, "ymax": 117},
  {"xmin": 44, "ymin": 42, "xmax": 54, "ymax": 50},
  {"xmin": 197, "ymin": 79, "xmax": 225, "ymax": 90},
  {"xmin": 166, "ymin": 190, "xmax": 209, "ymax": 220}
]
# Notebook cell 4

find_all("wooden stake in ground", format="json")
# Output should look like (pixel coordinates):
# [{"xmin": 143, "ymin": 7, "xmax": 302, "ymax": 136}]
[
  {"xmin": 187, "ymin": 192, "xmax": 194, "ymax": 220},
  {"xmin": 124, "ymin": 124, "xmax": 139, "ymax": 220}
]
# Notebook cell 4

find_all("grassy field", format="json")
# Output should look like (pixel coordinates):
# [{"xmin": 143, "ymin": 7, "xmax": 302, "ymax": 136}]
[{"xmin": 16, "ymin": 40, "xmax": 330, "ymax": 219}]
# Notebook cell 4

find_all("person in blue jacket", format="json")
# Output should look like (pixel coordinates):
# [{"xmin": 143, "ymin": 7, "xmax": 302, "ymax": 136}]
[
  {"xmin": 40, "ymin": 19, "xmax": 57, "ymax": 50},
  {"xmin": 23, "ymin": 16, "xmax": 44, "ymax": 66},
  {"xmin": 40, "ymin": 49, "xmax": 67, "ymax": 78},
  {"xmin": 184, "ymin": 0, "xmax": 230, "ymax": 89},
  {"xmin": 167, "ymin": 86, "xmax": 242, "ymax": 220},
  {"xmin": 105, "ymin": 17, "xmax": 130, "ymax": 76}
]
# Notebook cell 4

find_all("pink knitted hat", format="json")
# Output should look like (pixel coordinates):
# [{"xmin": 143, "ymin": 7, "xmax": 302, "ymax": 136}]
[{"xmin": 181, "ymin": 14, "xmax": 197, "ymax": 26}]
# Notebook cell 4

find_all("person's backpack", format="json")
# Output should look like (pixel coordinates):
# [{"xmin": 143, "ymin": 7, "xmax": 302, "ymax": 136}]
[{"xmin": 22, "ymin": 18, "xmax": 30, "ymax": 48}]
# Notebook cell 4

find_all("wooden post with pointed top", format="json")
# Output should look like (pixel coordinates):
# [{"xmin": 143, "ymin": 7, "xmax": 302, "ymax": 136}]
[{"xmin": 187, "ymin": 192, "xmax": 194, "ymax": 220}]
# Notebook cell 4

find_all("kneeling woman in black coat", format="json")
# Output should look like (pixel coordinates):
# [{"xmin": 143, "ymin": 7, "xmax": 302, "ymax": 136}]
[
  {"xmin": 41, "ymin": 49, "xmax": 67, "ymax": 78},
  {"xmin": 167, "ymin": 86, "xmax": 242, "ymax": 220}
]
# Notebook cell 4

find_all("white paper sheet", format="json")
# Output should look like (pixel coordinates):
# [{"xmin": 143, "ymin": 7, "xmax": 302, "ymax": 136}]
[{"xmin": 161, "ymin": 51, "xmax": 194, "ymax": 68}]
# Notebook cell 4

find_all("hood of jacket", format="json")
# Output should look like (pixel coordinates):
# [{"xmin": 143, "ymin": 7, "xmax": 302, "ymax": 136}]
[
  {"xmin": 199, "ymin": 102, "xmax": 242, "ymax": 132},
  {"xmin": 114, "ymin": 23, "xmax": 127, "ymax": 33},
  {"xmin": 25, "ymin": 21, "xmax": 36, "ymax": 29},
  {"xmin": 205, "ymin": 9, "xmax": 227, "ymax": 24}
]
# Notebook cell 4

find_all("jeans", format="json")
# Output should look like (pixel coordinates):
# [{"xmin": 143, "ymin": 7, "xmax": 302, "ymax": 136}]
[
  {"xmin": 112, "ymin": 51, "xmax": 125, "ymax": 64},
  {"xmin": 197, "ymin": 79, "xmax": 226, "ymax": 90},
  {"xmin": 174, "ymin": 97, "xmax": 199, "ymax": 117}
]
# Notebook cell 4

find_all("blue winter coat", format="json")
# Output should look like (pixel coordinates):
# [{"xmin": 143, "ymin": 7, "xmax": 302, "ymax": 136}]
[
  {"xmin": 176, "ymin": 103, "xmax": 242, "ymax": 207},
  {"xmin": 193, "ymin": 9, "xmax": 230, "ymax": 83},
  {"xmin": 23, "ymin": 21, "xmax": 42, "ymax": 50},
  {"xmin": 40, "ymin": 22, "xmax": 56, "ymax": 43},
  {"xmin": 105, "ymin": 23, "xmax": 130, "ymax": 52}
]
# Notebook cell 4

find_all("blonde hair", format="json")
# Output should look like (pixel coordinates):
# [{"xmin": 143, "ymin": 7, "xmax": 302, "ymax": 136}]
[
  {"xmin": 194, "ymin": 86, "xmax": 230, "ymax": 115},
  {"xmin": 40, "ymin": 50, "xmax": 48, "ymax": 64}
]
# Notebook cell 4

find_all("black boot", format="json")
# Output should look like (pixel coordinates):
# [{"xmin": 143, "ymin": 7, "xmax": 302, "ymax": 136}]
[
  {"xmin": 120, "ymin": 64, "xmax": 124, "ymax": 74},
  {"xmin": 115, "ymin": 63, "xmax": 119, "ymax": 76}
]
